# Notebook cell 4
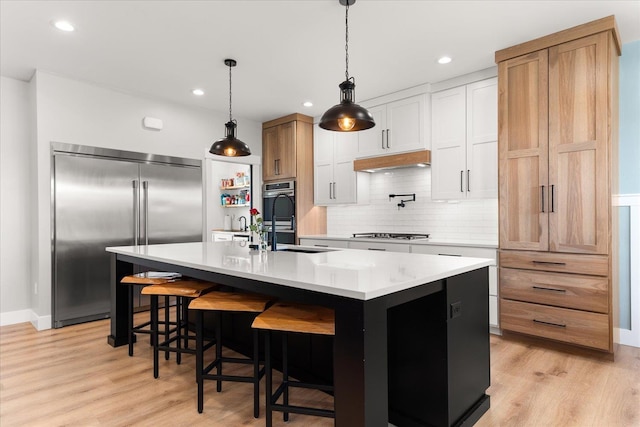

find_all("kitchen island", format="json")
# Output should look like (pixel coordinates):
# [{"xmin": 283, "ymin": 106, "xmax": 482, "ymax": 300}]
[{"xmin": 106, "ymin": 241, "xmax": 492, "ymax": 427}]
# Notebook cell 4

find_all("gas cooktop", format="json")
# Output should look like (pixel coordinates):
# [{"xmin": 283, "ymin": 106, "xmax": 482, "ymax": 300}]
[{"xmin": 352, "ymin": 232, "xmax": 430, "ymax": 240}]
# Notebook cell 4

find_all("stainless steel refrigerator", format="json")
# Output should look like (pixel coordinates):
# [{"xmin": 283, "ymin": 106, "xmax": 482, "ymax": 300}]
[{"xmin": 52, "ymin": 143, "xmax": 202, "ymax": 328}]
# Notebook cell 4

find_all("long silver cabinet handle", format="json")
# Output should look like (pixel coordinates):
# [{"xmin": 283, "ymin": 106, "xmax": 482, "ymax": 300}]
[
  {"xmin": 133, "ymin": 180, "xmax": 139, "ymax": 245},
  {"xmin": 386, "ymin": 129, "xmax": 390, "ymax": 148},
  {"xmin": 143, "ymin": 181, "xmax": 149, "ymax": 245},
  {"xmin": 460, "ymin": 171, "xmax": 464, "ymax": 192},
  {"xmin": 381, "ymin": 130, "xmax": 385, "ymax": 149},
  {"xmin": 467, "ymin": 170, "xmax": 470, "ymax": 192},
  {"xmin": 333, "ymin": 182, "xmax": 337, "ymax": 199},
  {"xmin": 368, "ymin": 248, "xmax": 386, "ymax": 251},
  {"xmin": 438, "ymin": 253, "xmax": 462, "ymax": 257}
]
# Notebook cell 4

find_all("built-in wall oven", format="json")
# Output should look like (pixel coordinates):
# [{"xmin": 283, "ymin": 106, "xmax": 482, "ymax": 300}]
[{"xmin": 263, "ymin": 180, "xmax": 296, "ymax": 245}]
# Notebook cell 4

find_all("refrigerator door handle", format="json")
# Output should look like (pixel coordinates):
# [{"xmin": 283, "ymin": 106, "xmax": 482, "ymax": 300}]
[
  {"xmin": 133, "ymin": 180, "xmax": 140, "ymax": 245},
  {"xmin": 143, "ymin": 180, "xmax": 149, "ymax": 245}
]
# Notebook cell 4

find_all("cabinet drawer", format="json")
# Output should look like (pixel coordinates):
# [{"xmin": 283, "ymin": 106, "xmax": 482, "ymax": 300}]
[
  {"xmin": 500, "ymin": 299, "xmax": 610, "ymax": 351},
  {"xmin": 499, "ymin": 250, "xmax": 608, "ymax": 276},
  {"xmin": 500, "ymin": 268, "xmax": 608, "ymax": 313}
]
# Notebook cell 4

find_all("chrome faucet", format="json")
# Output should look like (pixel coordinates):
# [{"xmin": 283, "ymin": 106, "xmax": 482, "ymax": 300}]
[
  {"xmin": 238, "ymin": 215, "xmax": 247, "ymax": 231},
  {"xmin": 270, "ymin": 193, "xmax": 295, "ymax": 251}
]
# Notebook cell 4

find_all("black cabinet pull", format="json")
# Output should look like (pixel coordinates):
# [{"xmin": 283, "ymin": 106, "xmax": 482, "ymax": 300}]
[
  {"xmin": 551, "ymin": 184, "xmax": 555, "ymax": 212},
  {"xmin": 532, "ymin": 285, "xmax": 567, "ymax": 293},
  {"xmin": 541, "ymin": 185, "xmax": 545, "ymax": 213},
  {"xmin": 438, "ymin": 253, "xmax": 462, "ymax": 257},
  {"xmin": 467, "ymin": 169, "xmax": 470, "ymax": 192},
  {"xmin": 532, "ymin": 261, "xmax": 566, "ymax": 266},
  {"xmin": 533, "ymin": 319, "xmax": 566, "ymax": 328},
  {"xmin": 368, "ymin": 248, "xmax": 386, "ymax": 251}
]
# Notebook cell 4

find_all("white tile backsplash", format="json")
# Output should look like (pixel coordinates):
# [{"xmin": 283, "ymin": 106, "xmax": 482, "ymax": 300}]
[{"xmin": 327, "ymin": 168, "xmax": 498, "ymax": 242}]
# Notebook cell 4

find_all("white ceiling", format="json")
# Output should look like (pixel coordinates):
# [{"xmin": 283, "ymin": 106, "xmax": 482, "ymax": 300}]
[{"xmin": 2, "ymin": 1, "xmax": 639, "ymax": 123}]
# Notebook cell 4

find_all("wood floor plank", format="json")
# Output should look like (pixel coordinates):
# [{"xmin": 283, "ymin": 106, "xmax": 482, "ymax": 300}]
[{"xmin": 1, "ymin": 318, "xmax": 638, "ymax": 426}]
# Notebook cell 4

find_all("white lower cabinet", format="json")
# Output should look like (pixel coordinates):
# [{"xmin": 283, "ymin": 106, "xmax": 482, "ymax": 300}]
[
  {"xmin": 348, "ymin": 241, "xmax": 411, "ymax": 253},
  {"xmin": 411, "ymin": 244, "xmax": 499, "ymax": 330},
  {"xmin": 299, "ymin": 238, "xmax": 349, "ymax": 249}
]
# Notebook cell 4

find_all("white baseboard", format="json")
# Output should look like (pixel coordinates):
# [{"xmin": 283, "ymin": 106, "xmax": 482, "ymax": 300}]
[
  {"xmin": 30, "ymin": 312, "xmax": 52, "ymax": 331},
  {"xmin": 0, "ymin": 309, "xmax": 32, "ymax": 326},
  {"xmin": 616, "ymin": 327, "xmax": 640, "ymax": 348}
]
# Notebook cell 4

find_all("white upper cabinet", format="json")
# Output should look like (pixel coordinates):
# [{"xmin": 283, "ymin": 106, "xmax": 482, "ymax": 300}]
[
  {"xmin": 431, "ymin": 78, "xmax": 497, "ymax": 200},
  {"xmin": 314, "ymin": 124, "xmax": 366, "ymax": 205},
  {"xmin": 356, "ymin": 94, "xmax": 427, "ymax": 158}
]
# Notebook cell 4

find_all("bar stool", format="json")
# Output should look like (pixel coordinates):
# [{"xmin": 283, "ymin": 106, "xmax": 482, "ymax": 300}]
[
  {"xmin": 251, "ymin": 302, "xmax": 335, "ymax": 426},
  {"xmin": 142, "ymin": 281, "xmax": 218, "ymax": 378},
  {"xmin": 120, "ymin": 272, "xmax": 180, "ymax": 357},
  {"xmin": 188, "ymin": 291, "xmax": 273, "ymax": 417}
]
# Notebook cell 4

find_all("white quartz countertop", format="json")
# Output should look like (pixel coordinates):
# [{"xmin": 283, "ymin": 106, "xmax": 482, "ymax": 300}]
[
  {"xmin": 106, "ymin": 242, "xmax": 492, "ymax": 300},
  {"xmin": 299, "ymin": 235, "xmax": 498, "ymax": 249}
]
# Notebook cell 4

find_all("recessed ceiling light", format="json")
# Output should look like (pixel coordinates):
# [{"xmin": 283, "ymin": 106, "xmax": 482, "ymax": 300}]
[
  {"xmin": 303, "ymin": 101, "xmax": 313, "ymax": 108},
  {"xmin": 192, "ymin": 89, "xmax": 205, "ymax": 96},
  {"xmin": 438, "ymin": 56, "xmax": 452, "ymax": 64},
  {"xmin": 53, "ymin": 20, "xmax": 75, "ymax": 32}
]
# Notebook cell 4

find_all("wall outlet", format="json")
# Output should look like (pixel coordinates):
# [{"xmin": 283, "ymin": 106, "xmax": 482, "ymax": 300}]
[{"xmin": 450, "ymin": 301, "xmax": 462, "ymax": 319}]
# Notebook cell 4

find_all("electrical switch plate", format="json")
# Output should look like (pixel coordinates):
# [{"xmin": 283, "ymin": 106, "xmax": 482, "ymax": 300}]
[{"xmin": 450, "ymin": 301, "xmax": 462, "ymax": 319}]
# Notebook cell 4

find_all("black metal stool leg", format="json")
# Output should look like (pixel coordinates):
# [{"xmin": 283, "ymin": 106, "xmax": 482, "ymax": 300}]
[
  {"xmin": 283, "ymin": 332, "xmax": 289, "ymax": 422},
  {"xmin": 182, "ymin": 297, "xmax": 189, "ymax": 350},
  {"xmin": 253, "ymin": 329, "xmax": 260, "ymax": 418},
  {"xmin": 176, "ymin": 297, "xmax": 182, "ymax": 365},
  {"xmin": 151, "ymin": 295, "xmax": 159, "ymax": 379},
  {"xmin": 165, "ymin": 295, "xmax": 171, "ymax": 361},
  {"xmin": 265, "ymin": 330, "xmax": 272, "ymax": 427},
  {"xmin": 216, "ymin": 311, "xmax": 222, "ymax": 392},
  {"xmin": 128, "ymin": 285, "xmax": 134, "ymax": 357},
  {"xmin": 196, "ymin": 310, "xmax": 204, "ymax": 413}
]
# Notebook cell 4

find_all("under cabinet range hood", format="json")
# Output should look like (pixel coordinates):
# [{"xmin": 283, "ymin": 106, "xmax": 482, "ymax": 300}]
[{"xmin": 353, "ymin": 149, "xmax": 431, "ymax": 172}]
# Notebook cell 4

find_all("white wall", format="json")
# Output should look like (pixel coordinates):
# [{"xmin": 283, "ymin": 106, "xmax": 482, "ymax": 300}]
[
  {"xmin": 1, "ymin": 71, "xmax": 262, "ymax": 329},
  {"xmin": 327, "ymin": 167, "xmax": 498, "ymax": 243},
  {"xmin": 0, "ymin": 76, "xmax": 33, "ymax": 325}
]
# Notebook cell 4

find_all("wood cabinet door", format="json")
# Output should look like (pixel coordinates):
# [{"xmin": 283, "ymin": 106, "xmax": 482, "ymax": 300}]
[
  {"xmin": 431, "ymin": 86, "xmax": 467, "ymax": 199},
  {"xmin": 263, "ymin": 122, "xmax": 297, "ymax": 182},
  {"xmin": 498, "ymin": 50, "xmax": 549, "ymax": 251},
  {"xmin": 262, "ymin": 126, "xmax": 279, "ymax": 181},
  {"xmin": 548, "ymin": 33, "xmax": 609, "ymax": 254},
  {"xmin": 466, "ymin": 78, "xmax": 498, "ymax": 199}
]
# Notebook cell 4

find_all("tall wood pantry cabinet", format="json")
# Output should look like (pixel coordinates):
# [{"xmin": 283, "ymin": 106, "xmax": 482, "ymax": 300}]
[
  {"xmin": 262, "ymin": 113, "xmax": 326, "ymax": 241},
  {"xmin": 496, "ymin": 16, "xmax": 620, "ymax": 352}
]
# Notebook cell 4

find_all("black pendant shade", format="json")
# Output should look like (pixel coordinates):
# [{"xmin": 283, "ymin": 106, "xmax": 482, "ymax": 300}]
[
  {"xmin": 319, "ymin": 0, "xmax": 375, "ymax": 132},
  {"xmin": 209, "ymin": 59, "xmax": 251, "ymax": 157},
  {"xmin": 209, "ymin": 120, "xmax": 251, "ymax": 157},
  {"xmin": 319, "ymin": 79, "xmax": 375, "ymax": 131}
]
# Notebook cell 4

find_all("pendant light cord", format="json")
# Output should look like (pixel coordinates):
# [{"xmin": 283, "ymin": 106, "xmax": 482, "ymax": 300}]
[
  {"xmin": 345, "ymin": 2, "xmax": 349, "ymax": 81},
  {"xmin": 228, "ymin": 62, "xmax": 233, "ymax": 122}
]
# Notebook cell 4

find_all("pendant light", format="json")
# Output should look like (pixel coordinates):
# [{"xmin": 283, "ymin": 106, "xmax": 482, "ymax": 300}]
[
  {"xmin": 319, "ymin": 0, "xmax": 375, "ymax": 132},
  {"xmin": 209, "ymin": 59, "xmax": 252, "ymax": 157}
]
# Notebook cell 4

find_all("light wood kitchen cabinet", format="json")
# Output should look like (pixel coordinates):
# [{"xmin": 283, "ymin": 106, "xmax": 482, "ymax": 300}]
[
  {"xmin": 263, "ymin": 120, "xmax": 296, "ymax": 181},
  {"xmin": 431, "ymin": 78, "xmax": 497, "ymax": 200},
  {"xmin": 262, "ymin": 114, "xmax": 327, "ymax": 241},
  {"xmin": 496, "ymin": 16, "xmax": 620, "ymax": 352},
  {"xmin": 314, "ymin": 124, "xmax": 369, "ymax": 205},
  {"xmin": 356, "ymin": 94, "xmax": 427, "ymax": 158}
]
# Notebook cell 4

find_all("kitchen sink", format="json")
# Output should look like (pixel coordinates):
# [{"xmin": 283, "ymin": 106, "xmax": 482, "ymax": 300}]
[{"xmin": 277, "ymin": 246, "xmax": 336, "ymax": 254}]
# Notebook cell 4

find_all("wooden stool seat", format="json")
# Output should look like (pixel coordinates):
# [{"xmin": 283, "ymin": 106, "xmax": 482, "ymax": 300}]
[
  {"xmin": 141, "ymin": 280, "xmax": 215, "ymax": 297},
  {"xmin": 252, "ymin": 302, "xmax": 336, "ymax": 426},
  {"xmin": 251, "ymin": 303, "xmax": 335, "ymax": 336},
  {"xmin": 144, "ymin": 280, "xmax": 218, "ymax": 379},
  {"xmin": 189, "ymin": 291, "xmax": 274, "ymax": 417},
  {"xmin": 120, "ymin": 272, "xmax": 181, "ymax": 357},
  {"xmin": 188, "ymin": 291, "xmax": 272, "ymax": 313}
]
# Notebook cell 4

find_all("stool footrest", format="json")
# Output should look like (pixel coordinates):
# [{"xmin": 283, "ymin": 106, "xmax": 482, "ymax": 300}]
[{"xmin": 270, "ymin": 402, "xmax": 335, "ymax": 419}]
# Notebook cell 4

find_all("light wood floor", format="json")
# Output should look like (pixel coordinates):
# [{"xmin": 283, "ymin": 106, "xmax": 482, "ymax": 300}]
[{"xmin": 1, "ymin": 317, "xmax": 638, "ymax": 426}]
